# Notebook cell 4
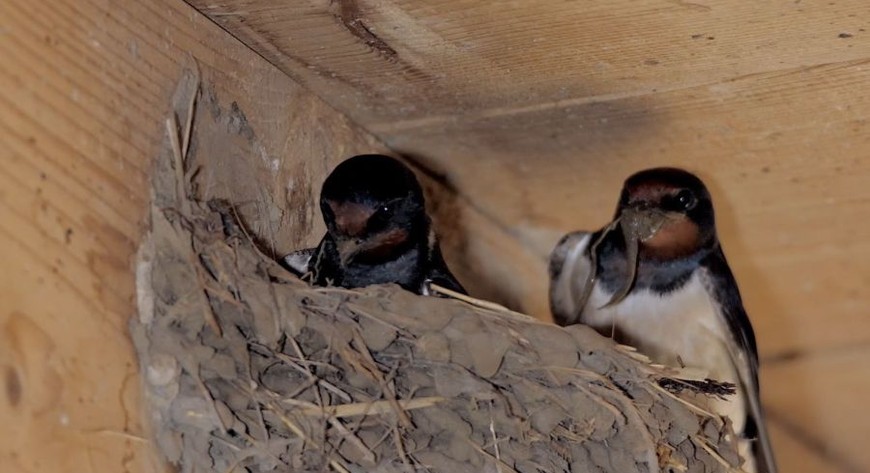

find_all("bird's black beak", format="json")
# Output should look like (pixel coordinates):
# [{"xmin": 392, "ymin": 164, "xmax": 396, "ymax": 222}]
[
  {"xmin": 336, "ymin": 238, "xmax": 363, "ymax": 266},
  {"xmin": 591, "ymin": 205, "xmax": 675, "ymax": 309}
]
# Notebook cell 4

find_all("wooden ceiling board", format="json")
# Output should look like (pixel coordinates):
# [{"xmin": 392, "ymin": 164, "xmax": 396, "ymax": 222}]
[
  {"xmin": 189, "ymin": 0, "xmax": 870, "ymax": 126},
  {"xmin": 387, "ymin": 57, "xmax": 870, "ymax": 359}
]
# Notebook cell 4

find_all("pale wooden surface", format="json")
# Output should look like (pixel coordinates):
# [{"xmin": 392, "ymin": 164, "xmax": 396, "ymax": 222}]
[
  {"xmin": 0, "ymin": 0, "xmax": 384, "ymax": 471},
  {"xmin": 185, "ymin": 1, "xmax": 870, "ymax": 471},
  {"xmin": 765, "ymin": 349, "xmax": 870, "ymax": 473}
]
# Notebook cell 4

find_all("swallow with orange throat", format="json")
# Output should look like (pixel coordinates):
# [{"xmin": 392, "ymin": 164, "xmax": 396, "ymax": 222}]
[
  {"xmin": 549, "ymin": 167, "xmax": 776, "ymax": 473},
  {"xmin": 284, "ymin": 154, "xmax": 465, "ymax": 296}
]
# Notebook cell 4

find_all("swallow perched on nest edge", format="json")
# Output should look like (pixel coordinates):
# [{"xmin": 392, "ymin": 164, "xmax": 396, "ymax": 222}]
[
  {"xmin": 284, "ymin": 154, "xmax": 465, "ymax": 296},
  {"xmin": 549, "ymin": 167, "xmax": 777, "ymax": 473}
]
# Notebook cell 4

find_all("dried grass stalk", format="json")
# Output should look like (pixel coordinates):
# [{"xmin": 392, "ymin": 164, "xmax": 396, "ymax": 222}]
[{"xmin": 131, "ymin": 77, "xmax": 745, "ymax": 473}]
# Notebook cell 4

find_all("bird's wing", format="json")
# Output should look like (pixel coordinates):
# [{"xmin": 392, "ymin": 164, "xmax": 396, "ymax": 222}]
[
  {"xmin": 548, "ymin": 231, "xmax": 594, "ymax": 326},
  {"xmin": 701, "ymin": 247, "xmax": 778, "ymax": 473},
  {"xmin": 424, "ymin": 242, "xmax": 467, "ymax": 295}
]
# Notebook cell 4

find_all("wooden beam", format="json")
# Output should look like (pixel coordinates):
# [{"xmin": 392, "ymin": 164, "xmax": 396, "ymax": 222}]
[
  {"xmin": 188, "ymin": 0, "xmax": 870, "ymax": 127},
  {"xmin": 0, "ymin": 0, "xmax": 384, "ymax": 471}
]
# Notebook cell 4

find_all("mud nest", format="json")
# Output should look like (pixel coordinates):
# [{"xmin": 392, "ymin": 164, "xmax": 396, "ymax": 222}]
[
  {"xmin": 132, "ymin": 199, "xmax": 745, "ymax": 473},
  {"xmin": 132, "ymin": 98, "xmax": 744, "ymax": 473}
]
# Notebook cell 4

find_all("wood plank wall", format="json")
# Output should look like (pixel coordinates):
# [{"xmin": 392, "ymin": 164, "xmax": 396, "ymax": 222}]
[{"xmin": 0, "ymin": 0, "xmax": 386, "ymax": 471}]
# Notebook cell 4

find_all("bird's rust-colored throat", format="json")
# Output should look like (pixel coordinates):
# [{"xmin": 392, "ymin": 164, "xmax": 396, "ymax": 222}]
[
  {"xmin": 639, "ymin": 215, "xmax": 702, "ymax": 261},
  {"xmin": 340, "ymin": 228, "xmax": 410, "ymax": 265}
]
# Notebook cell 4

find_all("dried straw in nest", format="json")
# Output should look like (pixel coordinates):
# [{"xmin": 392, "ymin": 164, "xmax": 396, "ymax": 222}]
[{"xmin": 132, "ymin": 78, "xmax": 746, "ymax": 473}]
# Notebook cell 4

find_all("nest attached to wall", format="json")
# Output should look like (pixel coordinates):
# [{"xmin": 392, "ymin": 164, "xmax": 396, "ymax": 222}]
[{"xmin": 131, "ymin": 82, "xmax": 745, "ymax": 473}]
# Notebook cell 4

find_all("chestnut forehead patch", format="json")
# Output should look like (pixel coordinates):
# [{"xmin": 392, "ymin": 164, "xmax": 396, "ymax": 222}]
[{"xmin": 327, "ymin": 200, "xmax": 375, "ymax": 237}]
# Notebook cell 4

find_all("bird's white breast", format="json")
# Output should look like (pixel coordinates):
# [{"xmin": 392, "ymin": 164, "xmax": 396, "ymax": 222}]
[
  {"xmin": 584, "ymin": 272, "xmax": 746, "ymax": 432},
  {"xmin": 586, "ymin": 275, "xmax": 730, "ymax": 376},
  {"xmin": 551, "ymin": 233, "xmax": 746, "ymax": 428}
]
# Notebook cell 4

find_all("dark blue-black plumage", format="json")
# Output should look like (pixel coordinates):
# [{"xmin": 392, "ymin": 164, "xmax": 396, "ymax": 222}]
[
  {"xmin": 285, "ymin": 154, "xmax": 465, "ymax": 295},
  {"xmin": 549, "ymin": 167, "xmax": 776, "ymax": 473}
]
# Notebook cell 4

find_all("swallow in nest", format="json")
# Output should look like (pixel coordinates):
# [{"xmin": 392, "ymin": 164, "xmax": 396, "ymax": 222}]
[
  {"xmin": 284, "ymin": 154, "xmax": 465, "ymax": 296},
  {"xmin": 549, "ymin": 167, "xmax": 776, "ymax": 473}
]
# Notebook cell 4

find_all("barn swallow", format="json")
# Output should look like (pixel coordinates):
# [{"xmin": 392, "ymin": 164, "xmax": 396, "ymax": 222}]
[
  {"xmin": 549, "ymin": 168, "xmax": 777, "ymax": 473},
  {"xmin": 283, "ymin": 154, "xmax": 465, "ymax": 296}
]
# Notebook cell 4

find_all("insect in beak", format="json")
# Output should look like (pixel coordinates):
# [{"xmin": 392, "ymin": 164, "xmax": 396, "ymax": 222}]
[
  {"xmin": 599, "ymin": 206, "xmax": 672, "ymax": 308},
  {"xmin": 573, "ymin": 205, "xmax": 674, "ymax": 316}
]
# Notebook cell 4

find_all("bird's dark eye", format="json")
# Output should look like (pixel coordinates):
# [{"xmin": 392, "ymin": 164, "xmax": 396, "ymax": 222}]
[
  {"xmin": 376, "ymin": 204, "xmax": 392, "ymax": 219},
  {"xmin": 675, "ymin": 189, "xmax": 697, "ymax": 210},
  {"xmin": 366, "ymin": 204, "xmax": 393, "ymax": 231}
]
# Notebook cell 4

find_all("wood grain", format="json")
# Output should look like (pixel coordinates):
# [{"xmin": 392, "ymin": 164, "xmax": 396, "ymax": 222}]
[
  {"xmin": 765, "ymin": 349, "xmax": 870, "ymax": 473},
  {"xmin": 389, "ymin": 58, "xmax": 870, "ymax": 357},
  {"xmin": 0, "ymin": 0, "xmax": 383, "ymax": 471},
  {"xmin": 187, "ymin": 0, "xmax": 870, "ymax": 127},
  {"xmin": 4, "ymin": 0, "xmax": 865, "ymax": 471}
]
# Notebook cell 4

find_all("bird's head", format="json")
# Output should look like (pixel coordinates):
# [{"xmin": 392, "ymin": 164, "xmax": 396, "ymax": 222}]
[
  {"xmin": 615, "ymin": 167, "xmax": 717, "ymax": 261},
  {"xmin": 319, "ymin": 154, "xmax": 428, "ymax": 266}
]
